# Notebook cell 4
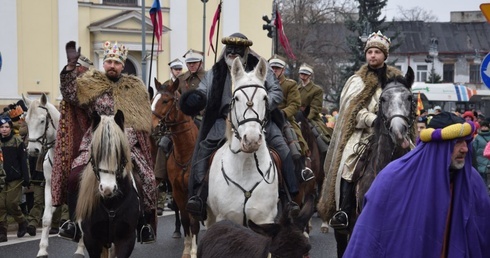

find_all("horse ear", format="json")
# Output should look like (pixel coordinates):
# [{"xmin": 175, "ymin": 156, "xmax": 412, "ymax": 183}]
[
  {"xmin": 22, "ymin": 93, "xmax": 31, "ymax": 107},
  {"xmin": 248, "ymin": 219, "xmax": 280, "ymax": 238},
  {"xmin": 168, "ymin": 78, "xmax": 179, "ymax": 93},
  {"xmin": 254, "ymin": 57, "xmax": 268, "ymax": 84},
  {"xmin": 92, "ymin": 111, "xmax": 101, "ymax": 132},
  {"xmin": 405, "ymin": 66, "xmax": 414, "ymax": 88},
  {"xmin": 40, "ymin": 93, "xmax": 48, "ymax": 106},
  {"xmin": 294, "ymin": 195, "xmax": 316, "ymax": 231},
  {"xmin": 230, "ymin": 57, "xmax": 245, "ymax": 83},
  {"xmin": 114, "ymin": 110, "xmax": 125, "ymax": 131}
]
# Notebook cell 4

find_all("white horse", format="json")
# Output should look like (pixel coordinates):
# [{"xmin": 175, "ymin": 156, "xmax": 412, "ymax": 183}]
[
  {"xmin": 23, "ymin": 93, "xmax": 85, "ymax": 258},
  {"xmin": 205, "ymin": 57, "xmax": 279, "ymax": 229}
]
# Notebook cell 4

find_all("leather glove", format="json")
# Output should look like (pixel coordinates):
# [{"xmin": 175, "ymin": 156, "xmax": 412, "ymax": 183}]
[
  {"xmin": 186, "ymin": 93, "xmax": 202, "ymax": 108},
  {"xmin": 66, "ymin": 41, "xmax": 81, "ymax": 67}
]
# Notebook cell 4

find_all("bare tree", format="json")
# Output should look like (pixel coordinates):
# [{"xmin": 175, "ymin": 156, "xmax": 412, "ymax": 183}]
[
  {"xmin": 393, "ymin": 6, "xmax": 438, "ymax": 22},
  {"xmin": 278, "ymin": 0, "xmax": 356, "ymax": 109}
]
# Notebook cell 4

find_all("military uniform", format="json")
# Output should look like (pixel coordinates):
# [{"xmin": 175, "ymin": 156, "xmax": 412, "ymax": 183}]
[
  {"xmin": 298, "ymin": 81, "xmax": 332, "ymax": 144},
  {"xmin": 277, "ymin": 74, "xmax": 309, "ymax": 156},
  {"xmin": 176, "ymin": 69, "xmax": 206, "ymax": 94}
]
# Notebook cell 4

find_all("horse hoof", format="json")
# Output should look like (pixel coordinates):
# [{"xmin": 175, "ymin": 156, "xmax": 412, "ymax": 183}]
[
  {"xmin": 73, "ymin": 254, "xmax": 85, "ymax": 258},
  {"xmin": 320, "ymin": 226, "xmax": 329, "ymax": 234},
  {"xmin": 172, "ymin": 232, "xmax": 182, "ymax": 238},
  {"xmin": 37, "ymin": 256, "xmax": 48, "ymax": 258}
]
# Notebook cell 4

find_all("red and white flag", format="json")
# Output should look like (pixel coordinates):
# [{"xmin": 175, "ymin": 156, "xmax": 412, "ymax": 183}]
[
  {"xmin": 275, "ymin": 9, "xmax": 296, "ymax": 60},
  {"xmin": 208, "ymin": 2, "xmax": 222, "ymax": 55}
]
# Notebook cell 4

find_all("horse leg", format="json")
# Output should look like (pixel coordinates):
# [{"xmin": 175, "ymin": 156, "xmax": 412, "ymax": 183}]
[
  {"xmin": 173, "ymin": 204, "xmax": 182, "ymax": 238},
  {"xmin": 74, "ymin": 223, "xmax": 85, "ymax": 258},
  {"xmin": 37, "ymin": 167, "xmax": 54, "ymax": 258},
  {"xmin": 334, "ymin": 229, "xmax": 349, "ymax": 258},
  {"xmin": 115, "ymin": 233, "xmax": 136, "ymax": 258},
  {"xmin": 320, "ymin": 220, "xmax": 330, "ymax": 233}
]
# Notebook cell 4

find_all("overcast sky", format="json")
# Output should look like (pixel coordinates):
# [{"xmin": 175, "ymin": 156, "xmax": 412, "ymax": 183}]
[{"xmin": 383, "ymin": 0, "xmax": 485, "ymax": 22}]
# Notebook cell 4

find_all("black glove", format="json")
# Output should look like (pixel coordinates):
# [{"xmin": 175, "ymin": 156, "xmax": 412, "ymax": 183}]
[
  {"xmin": 66, "ymin": 41, "xmax": 81, "ymax": 67},
  {"xmin": 186, "ymin": 93, "xmax": 202, "ymax": 108},
  {"xmin": 22, "ymin": 180, "xmax": 30, "ymax": 187}
]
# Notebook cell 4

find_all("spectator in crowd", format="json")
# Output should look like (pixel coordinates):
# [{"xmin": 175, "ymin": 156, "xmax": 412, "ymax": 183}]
[
  {"xmin": 416, "ymin": 116, "xmax": 428, "ymax": 140},
  {"xmin": 0, "ymin": 116, "xmax": 30, "ymax": 242},
  {"xmin": 472, "ymin": 119, "xmax": 490, "ymax": 189}
]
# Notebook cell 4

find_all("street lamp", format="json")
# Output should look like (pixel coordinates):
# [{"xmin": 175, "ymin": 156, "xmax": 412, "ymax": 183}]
[
  {"xmin": 474, "ymin": 49, "xmax": 482, "ymax": 65},
  {"xmin": 428, "ymin": 37, "xmax": 438, "ymax": 83},
  {"xmin": 359, "ymin": 20, "xmax": 371, "ymax": 43}
]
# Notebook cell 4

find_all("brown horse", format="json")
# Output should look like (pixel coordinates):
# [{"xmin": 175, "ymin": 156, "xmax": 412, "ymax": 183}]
[
  {"xmin": 151, "ymin": 78, "xmax": 200, "ymax": 258},
  {"xmin": 294, "ymin": 108, "xmax": 327, "ymax": 234}
]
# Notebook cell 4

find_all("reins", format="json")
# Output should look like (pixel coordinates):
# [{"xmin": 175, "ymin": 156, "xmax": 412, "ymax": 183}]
[{"xmin": 27, "ymin": 106, "xmax": 56, "ymax": 153}]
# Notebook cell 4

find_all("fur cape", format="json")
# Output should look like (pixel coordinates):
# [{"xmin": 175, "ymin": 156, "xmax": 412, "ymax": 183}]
[
  {"xmin": 77, "ymin": 69, "xmax": 152, "ymax": 133},
  {"xmin": 318, "ymin": 64, "xmax": 402, "ymax": 221}
]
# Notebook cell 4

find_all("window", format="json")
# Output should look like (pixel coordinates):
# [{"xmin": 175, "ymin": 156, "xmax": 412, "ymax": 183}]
[
  {"xmin": 442, "ymin": 63, "xmax": 454, "ymax": 83},
  {"xmin": 104, "ymin": 0, "xmax": 137, "ymax": 5},
  {"xmin": 469, "ymin": 64, "xmax": 481, "ymax": 83},
  {"xmin": 416, "ymin": 65, "xmax": 428, "ymax": 82}
]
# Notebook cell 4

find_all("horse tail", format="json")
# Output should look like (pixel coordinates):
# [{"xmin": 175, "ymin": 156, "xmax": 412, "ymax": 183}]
[{"xmin": 75, "ymin": 164, "xmax": 100, "ymax": 221}]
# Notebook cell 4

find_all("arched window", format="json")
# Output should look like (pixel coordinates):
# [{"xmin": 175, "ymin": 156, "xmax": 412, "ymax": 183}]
[{"xmin": 122, "ymin": 59, "xmax": 137, "ymax": 76}]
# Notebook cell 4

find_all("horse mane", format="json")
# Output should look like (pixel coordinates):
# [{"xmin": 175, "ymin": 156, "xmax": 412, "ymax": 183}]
[
  {"xmin": 353, "ymin": 76, "xmax": 417, "ymax": 213},
  {"xmin": 75, "ymin": 115, "xmax": 133, "ymax": 221}
]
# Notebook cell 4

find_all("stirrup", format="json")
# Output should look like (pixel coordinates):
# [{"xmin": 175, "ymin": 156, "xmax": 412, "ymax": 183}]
[
  {"xmin": 138, "ymin": 224, "xmax": 156, "ymax": 244},
  {"xmin": 329, "ymin": 210, "xmax": 349, "ymax": 230},
  {"xmin": 301, "ymin": 167, "xmax": 315, "ymax": 182}
]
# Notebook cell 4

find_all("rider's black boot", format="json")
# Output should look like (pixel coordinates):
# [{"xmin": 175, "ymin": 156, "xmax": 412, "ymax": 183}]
[
  {"xmin": 186, "ymin": 182, "xmax": 208, "ymax": 221},
  {"xmin": 329, "ymin": 179, "xmax": 354, "ymax": 234},
  {"xmin": 58, "ymin": 220, "xmax": 82, "ymax": 242},
  {"xmin": 137, "ymin": 212, "xmax": 156, "ymax": 244}
]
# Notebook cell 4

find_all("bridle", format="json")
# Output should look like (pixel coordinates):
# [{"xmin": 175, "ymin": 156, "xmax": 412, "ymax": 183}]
[
  {"xmin": 378, "ymin": 82, "xmax": 414, "ymax": 133},
  {"xmin": 228, "ymin": 84, "xmax": 269, "ymax": 142},
  {"xmin": 27, "ymin": 106, "xmax": 56, "ymax": 160},
  {"xmin": 152, "ymin": 92, "xmax": 191, "ymax": 137},
  {"xmin": 89, "ymin": 152, "xmax": 127, "ymax": 182}
]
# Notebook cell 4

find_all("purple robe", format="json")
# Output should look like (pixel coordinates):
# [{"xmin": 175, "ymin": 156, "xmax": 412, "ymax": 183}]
[{"xmin": 345, "ymin": 138, "xmax": 490, "ymax": 258}]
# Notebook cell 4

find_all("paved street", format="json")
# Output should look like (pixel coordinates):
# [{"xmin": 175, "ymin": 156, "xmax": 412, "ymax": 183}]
[{"xmin": 0, "ymin": 211, "xmax": 338, "ymax": 257}]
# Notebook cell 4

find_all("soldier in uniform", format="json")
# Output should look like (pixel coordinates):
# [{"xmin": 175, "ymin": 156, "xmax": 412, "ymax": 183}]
[
  {"xmin": 268, "ymin": 55, "xmax": 314, "ymax": 182},
  {"xmin": 297, "ymin": 63, "xmax": 331, "ymax": 155},
  {"xmin": 157, "ymin": 58, "xmax": 183, "ymax": 91},
  {"xmin": 176, "ymin": 49, "xmax": 206, "ymax": 94}
]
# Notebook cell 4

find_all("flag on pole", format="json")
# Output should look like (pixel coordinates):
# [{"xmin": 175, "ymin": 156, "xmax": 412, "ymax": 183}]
[
  {"xmin": 149, "ymin": 0, "xmax": 163, "ymax": 52},
  {"xmin": 417, "ymin": 92, "xmax": 424, "ymax": 116},
  {"xmin": 208, "ymin": 3, "xmax": 222, "ymax": 55},
  {"xmin": 275, "ymin": 9, "xmax": 296, "ymax": 60}
]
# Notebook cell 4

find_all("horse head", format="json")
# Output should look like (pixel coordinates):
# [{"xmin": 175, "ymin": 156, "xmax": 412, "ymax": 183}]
[
  {"xmin": 151, "ymin": 78, "xmax": 182, "ymax": 129},
  {"xmin": 90, "ymin": 110, "xmax": 130, "ymax": 198},
  {"xmin": 228, "ymin": 57, "xmax": 268, "ymax": 153},
  {"xmin": 23, "ymin": 93, "xmax": 60, "ymax": 157},
  {"xmin": 378, "ymin": 66, "xmax": 415, "ymax": 149}
]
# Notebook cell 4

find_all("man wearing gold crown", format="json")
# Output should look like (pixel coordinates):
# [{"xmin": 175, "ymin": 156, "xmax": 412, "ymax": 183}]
[
  {"xmin": 53, "ymin": 41, "xmax": 156, "ymax": 243},
  {"xmin": 317, "ymin": 31, "xmax": 403, "ymax": 255},
  {"xmin": 180, "ymin": 32, "xmax": 302, "ymax": 220}
]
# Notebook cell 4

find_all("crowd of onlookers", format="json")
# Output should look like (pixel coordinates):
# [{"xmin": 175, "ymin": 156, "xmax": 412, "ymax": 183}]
[
  {"xmin": 0, "ymin": 101, "xmax": 68, "ymax": 243},
  {"xmin": 416, "ymin": 106, "xmax": 490, "ymax": 191}
]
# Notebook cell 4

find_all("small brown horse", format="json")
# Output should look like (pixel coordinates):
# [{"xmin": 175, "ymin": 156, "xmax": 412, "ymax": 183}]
[
  {"xmin": 294, "ymin": 108, "xmax": 327, "ymax": 233},
  {"xmin": 151, "ymin": 78, "xmax": 200, "ymax": 258}
]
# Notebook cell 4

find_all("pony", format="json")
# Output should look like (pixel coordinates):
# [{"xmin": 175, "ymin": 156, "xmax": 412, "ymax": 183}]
[
  {"xmin": 333, "ymin": 67, "xmax": 416, "ymax": 256},
  {"xmin": 205, "ymin": 57, "xmax": 279, "ymax": 228},
  {"xmin": 75, "ymin": 111, "xmax": 140, "ymax": 258},
  {"xmin": 151, "ymin": 78, "xmax": 200, "ymax": 258},
  {"xmin": 294, "ymin": 108, "xmax": 328, "ymax": 233},
  {"xmin": 198, "ymin": 195, "xmax": 316, "ymax": 258},
  {"xmin": 23, "ymin": 93, "xmax": 85, "ymax": 258}
]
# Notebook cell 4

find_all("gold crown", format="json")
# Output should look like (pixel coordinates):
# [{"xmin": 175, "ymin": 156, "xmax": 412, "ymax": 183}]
[
  {"xmin": 364, "ymin": 31, "xmax": 391, "ymax": 57},
  {"xmin": 103, "ymin": 41, "xmax": 128, "ymax": 64},
  {"xmin": 8, "ymin": 105, "xmax": 24, "ymax": 119}
]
